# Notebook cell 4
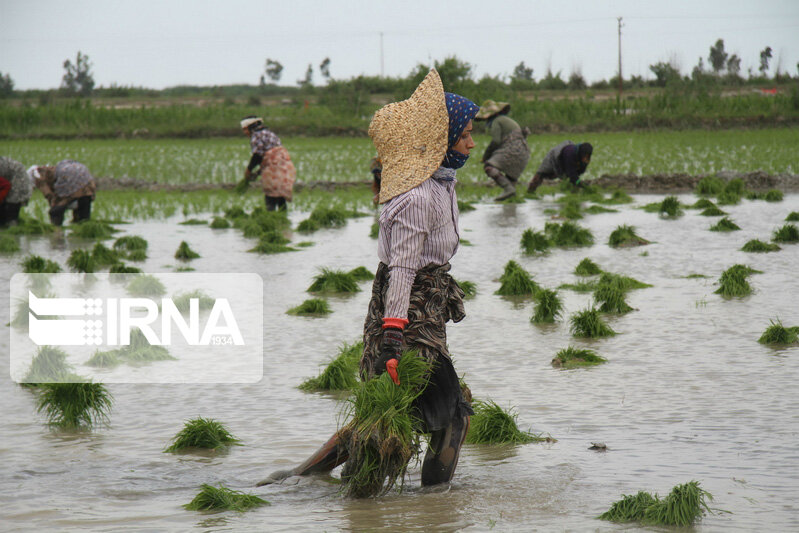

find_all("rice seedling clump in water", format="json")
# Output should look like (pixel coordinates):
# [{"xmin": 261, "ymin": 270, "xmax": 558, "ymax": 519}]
[
  {"xmin": 608, "ymin": 225, "xmax": 649, "ymax": 247},
  {"xmin": 757, "ymin": 319, "xmax": 799, "ymax": 345},
  {"xmin": 184, "ymin": 484, "xmax": 268, "ymax": 512},
  {"xmin": 599, "ymin": 481, "xmax": 712, "ymax": 526},
  {"xmin": 466, "ymin": 399, "xmax": 548, "ymax": 444},
  {"xmin": 574, "ymin": 258, "xmax": 602, "ymax": 276},
  {"xmin": 0, "ymin": 235, "xmax": 20, "ymax": 253},
  {"xmin": 570, "ymin": 308, "xmax": 616, "ymax": 338},
  {"xmin": 544, "ymin": 221, "xmax": 594, "ymax": 247},
  {"xmin": 531, "ymin": 288, "xmax": 563, "ymax": 323},
  {"xmin": 457, "ymin": 200, "xmax": 476, "ymax": 212},
  {"xmin": 772, "ymin": 223, "xmax": 799, "ymax": 243},
  {"xmin": 209, "ymin": 216, "xmax": 231, "ymax": 229},
  {"xmin": 699, "ymin": 206, "xmax": 727, "ymax": 216},
  {"xmin": 520, "ymin": 228, "xmax": 551, "ymax": 254},
  {"xmin": 91, "ymin": 243, "xmax": 121, "ymax": 266},
  {"xmin": 339, "ymin": 352, "xmax": 430, "ymax": 498},
  {"xmin": 164, "ymin": 417, "xmax": 241, "ymax": 452},
  {"xmin": 552, "ymin": 346, "xmax": 607, "ymax": 368},
  {"xmin": 36, "ymin": 382, "xmax": 113, "ymax": 429},
  {"xmin": 69, "ymin": 220, "xmax": 117, "ymax": 240},
  {"xmin": 113, "ymin": 235, "xmax": 148, "ymax": 257},
  {"xmin": 558, "ymin": 198, "xmax": 583, "ymax": 220},
  {"xmin": 786, "ymin": 211, "xmax": 799, "ymax": 222},
  {"xmin": 67, "ymin": 249, "xmax": 96, "ymax": 273},
  {"xmin": 175, "ymin": 241, "xmax": 200, "ymax": 260},
  {"xmin": 455, "ymin": 279, "xmax": 477, "ymax": 299},
  {"xmin": 22, "ymin": 346, "xmax": 80, "ymax": 384},
  {"xmin": 658, "ymin": 196, "xmax": 683, "ymax": 218},
  {"xmin": 287, "ymin": 298, "xmax": 332, "ymax": 317},
  {"xmin": 5, "ymin": 217, "xmax": 54, "ymax": 235},
  {"xmin": 299, "ymin": 341, "xmax": 362, "ymax": 391},
  {"xmin": 714, "ymin": 264, "xmax": 759, "ymax": 298},
  {"xmin": 109, "ymin": 263, "xmax": 142, "ymax": 273},
  {"xmin": 172, "ymin": 290, "xmax": 215, "ymax": 314},
  {"xmin": 741, "ymin": 239, "xmax": 781, "ymax": 252},
  {"xmin": 593, "ymin": 283, "xmax": 634, "ymax": 314},
  {"xmin": 597, "ymin": 272, "xmax": 651, "ymax": 291},
  {"xmin": 689, "ymin": 198, "xmax": 717, "ymax": 209},
  {"xmin": 709, "ymin": 217, "xmax": 740, "ymax": 232},
  {"xmin": 22, "ymin": 255, "xmax": 61, "ymax": 273},
  {"xmin": 307, "ymin": 268, "xmax": 360, "ymax": 293},
  {"xmin": 297, "ymin": 205, "xmax": 353, "ymax": 232},
  {"xmin": 179, "ymin": 218, "xmax": 206, "ymax": 226},
  {"xmin": 126, "ymin": 275, "xmax": 167, "ymax": 297},
  {"xmin": 249, "ymin": 241, "xmax": 296, "ymax": 254},
  {"xmin": 495, "ymin": 260, "xmax": 540, "ymax": 296},
  {"xmin": 694, "ymin": 176, "xmax": 725, "ymax": 196},
  {"xmin": 348, "ymin": 266, "xmax": 374, "ymax": 281},
  {"xmin": 764, "ymin": 189, "xmax": 783, "ymax": 202}
]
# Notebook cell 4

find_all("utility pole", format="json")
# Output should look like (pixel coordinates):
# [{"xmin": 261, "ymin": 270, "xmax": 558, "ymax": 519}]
[
  {"xmin": 380, "ymin": 32, "xmax": 384, "ymax": 77},
  {"xmin": 617, "ymin": 17, "xmax": 624, "ymax": 99}
]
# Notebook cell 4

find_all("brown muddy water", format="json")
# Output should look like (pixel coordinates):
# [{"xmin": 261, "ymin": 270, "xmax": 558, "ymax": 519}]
[{"xmin": 1, "ymin": 193, "xmax": 798, "ymax": 532}]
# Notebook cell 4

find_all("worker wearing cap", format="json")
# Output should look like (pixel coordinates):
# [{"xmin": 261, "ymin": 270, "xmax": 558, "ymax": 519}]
[{"xmin": 240, "ymin": 116, "xmax": 296, "ymax": 211}]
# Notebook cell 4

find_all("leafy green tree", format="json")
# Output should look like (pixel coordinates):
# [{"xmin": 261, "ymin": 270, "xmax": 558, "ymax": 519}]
[
  {"xmin": 726, "ymin": 54, "xmax": 741, "ymax": 76},
  {"xmin": 708, "ymin": 39, "xmax": 728, "ymax": 74},
  {"xmin": 759, "ymin": 46, "xmax": 772, "ymax": 76},
  {"xmin": 0, "ymin": 72, "xmax": 14, "ymax": 98},
  {"xmin": 61, "ymin": 51, "xmax": 94, "ymax": 96},
  {"xmin": 262, "ymin": 59, "xmax": 283, "ymax": 84},
  {"xmin": 298, "ymin": 64, "xmax": 313, "ymax": 87},
  {"xmin": 511, "ymin": 61, "xmax": 533, "ymax": 81},
  {"xmin": 649, "ymin": 61, "xmax": 681, "ymax": 87},
  {"xmin": 567, "ymin": 71, "xmax": 587, "ymax": 90},
  {"xmin": 319, "ymin": 57, "xmax": 331, "ymax": 80}
]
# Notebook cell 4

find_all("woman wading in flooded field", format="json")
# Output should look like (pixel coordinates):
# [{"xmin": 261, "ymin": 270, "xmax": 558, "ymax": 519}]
[
  {"xmin": 259, "ymin": 69, "xmax": 478, "ymax": 490},
  {"xmin": 29, "ymin": 159, "xmax": 96, "ymax": 226},
  {"xmin": 240, "ymin": 116, "xmax": 296, "ymax": 211}
]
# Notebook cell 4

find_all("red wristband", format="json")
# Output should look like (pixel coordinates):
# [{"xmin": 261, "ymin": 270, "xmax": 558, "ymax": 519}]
[{"xmin": 382, "ymin": 317, "xmax": 409, "ymax": 330}]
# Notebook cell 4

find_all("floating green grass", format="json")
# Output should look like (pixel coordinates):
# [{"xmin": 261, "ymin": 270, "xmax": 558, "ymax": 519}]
[
  {"xmin": 714, "ymin": 264, "xmax": 758, "ymax": 298},
  {"xmin": 348, "ymin": 266, "xmax": 374, "ymax": 281},
  {"xmin": 179, "ymin": 218, "xmax": 207, "ymax": 226},
  {"xmin": 184, "ymin": 484, "xmax": 268, "ymax": 512},
  {"xmin": 22, "ymin": 346, "xmax": 78, "ymax": 384},
  {"xmin": 741, "ymin": 239, "xmax": 780, "ymax": 253},
  {"xmin": 544, "ymin": 221, "xmax": 593, "ymax": 247},
  {"xmin": 209, "ymin": 216, "xmax": 231, "ymax": 229},
  {"xmin": 287, "ymin": 298, "xmax": 332, "ymax": 317},
  {"xmin": 531, "ymin": 288, "xmax": 563, "ymax": 323},
  {"xmin": 574, "ymin": 258, "xmax": 602, "ymax": 276},
  {"xmin": 4, "ymin": 217, "xmax": 55, "ymax": 235},
  {"xmin": 165, "ymin": 417, "xmax": 242, "ymax": 452},
  {"xmin": 175, "ymin": 241, "xmax": 200, "ymax": 260},
  {"xmin": 608, "ymin": 225, "xmax": 649, "ymax": 247},
  {"xmin": 594, "ymin": 283, "xmax": 634, "ymax": 314},
  {"xmin": 772, "ymin": 223, "xmax": 799, "ymax": 243},
  {"xmin": 709, "ymin": 216, "xmax": 740, "ymax": 232},
  {"xmin": 67, "ymin": 249, "xmax": 96, "ymax": 273},
  {"xmin": 172, "ymin": 290, "xmax": 216, "ymax": 314},
  {"xmin": 764, "ymin": 189, "xmax": 783, "ymax": 202},
  {"xmin": 69, "ymin": 220, "xmax": 117, "ymax": 240},
  {"xmin": 0, "ymin": 235, "xmax": 20, "ymax": 253},
  {"xmin": 520, "ymin": 228, "xmax": 551, "ymax": 254},
  {"xmin": 600, "ymin": 481, "xmax": 713, "ymax": 527},
  {"xmin": 658, "ymin": 196, "xmax": 683, "ymax": 218},
  {"xmin": 91, "ymin": 243, "xmax": 121, "ymax": 266},
  {"xmin": 584, "ymin": 204, "xmax": 618, "ymax": 214},
  {"xmin": 339, "ymin": 351, "xmax": 430, "ymax": 498},
  {"xmin": 307, "ymin": 268, "xmax": 360, "ymax": 294},
  {"xmin": 126, "ymin": 274, "xmax": 167, "ymax": 297},
  {"xmin": 465, "ymin": 399, "xmax": 548, "ymax": 444},
  {"xmin": 551, "ymin": 346, "xmax": 607, "ymax": 368},
  {"xmin": 22, "ymin": 255, "xmax": 61, "ymax": 273},
  {"xmin": 699, "ymin": 205, "xmax": 727, "ymax": 216},
  {"xmin": 455, "ymin": 279, "xmax": 477, "ymax": 299},
  {"xmin": 457, "ymin": 200, "xmax": 476, "ymax": 212},
  {"xmin": 689, "ymin": 198, "xmax": 717, "ymax": 209},
  {"xmin": 757, "ymin": 319, "xmax": 799, "ymax": 345},
  {"xmin": 495, "ymin": 260, "xmax": 540, "ymax": 297},
  {"xmin": 299, "ymin": 341, "xmax": 362, "ymax": 391},
  {"xmin": 36, "ymin": 382, "xmax": 113, "ymax": 429},
  {"xmin": 569, "ymin": 308, "xmax": 616, "ymax": 338},
  {"xmin": 109, "ymin": 263, "xmax": 142, "ymax": 273},
  {"xmin": 786, "ymin": 211, "xmax": 799, "ymax": 222}
]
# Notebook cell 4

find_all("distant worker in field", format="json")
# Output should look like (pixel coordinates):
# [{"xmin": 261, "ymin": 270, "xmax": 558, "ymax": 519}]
[
  {"xmin": 369, "ymin": 155, "xmax": 382, "ymax": 205},
  {"xmin": 0, "ymin": 156, "xmax": 33, "ymax": 226},
  {"xmin": 526, "ymin": 141, "xmax": 593, "ymax": 194},
  {"xmin": 30, "ymin": 160, "xmax": 96, "ymax": 226},
  {"xmin": 241, "ymin": 116, "xmax": 296, "ymax": 211},
  {"xmin": 475, "ymin": 100, "xmax": 530, "ymax": 201}
]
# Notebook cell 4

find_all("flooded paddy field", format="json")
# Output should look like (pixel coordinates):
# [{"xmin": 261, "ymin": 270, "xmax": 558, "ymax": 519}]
[{"xmin": 1, "ymin": 185, "xmax": 798, "ymax": 531}]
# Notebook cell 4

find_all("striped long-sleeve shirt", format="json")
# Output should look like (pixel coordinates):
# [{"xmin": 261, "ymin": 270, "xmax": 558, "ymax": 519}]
[{"xmin": 377, "ymin": 167, "xmax": 460, "ymax": 320}]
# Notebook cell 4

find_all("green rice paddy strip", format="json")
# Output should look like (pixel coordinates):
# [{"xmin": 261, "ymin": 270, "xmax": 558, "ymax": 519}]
[
  {"xmin": 599, "ymin": 481, "xmax": 713, "ymax": 526},
  {"xmin": 520, "ymin": 228, "xmax": 551, "ymax": 254},
  {"xmin": 465, "ymin": 399, "xmax": 549, "ymax": 445},
  {"xmin": 772, "ymin": 223, "xmax": 799, "ymax": 243},
  {"xmin": 551, "ymin": 346, "xmax": 607, "ymax": 368},
  {"xmin": 307, "ymin": 268, "xmax": 360, "ymax": 294},
  {"xmin": 574, "ymin": 258, "xmax": 602, "ymax": 276},
  {"xmin": 299, "ymin": 340, "xmax": 362, "ymax": 391},
  {"xmin": 175, "ymin": 241, "xmax": 200, "ymax": 260},
  {"xmin": 531, "ymin": 289, "xmax": 563, "ymax": 323},
  {"xmin": 164, "ymin": 417, "xmax": 241, "ymax": 452},
  {"xmin": 36, "ymin": 382, "xmax": 113, "ymax": 429},
  {"xmin": 757, "ymin": 320, "xmax": 799, "ymax": 345},
  {"xmin": 608, "ymin": 225, "xmax": 649, "ymax": 247},
  {"xmin": 709, "ymin": 217, "xmax": 740, "ymax": 232},
  {"xmin": 495, "ymin": 260, "xmax": 540, "ymax": 296},
  {"xmin": 184, "ymin": 484, "xmax": 268, "ymax": 512},
  {"xmin": 544, "ymin": 221, "xmax": 594, "ymax": 247},
  {"xmin": 569, "ymin": 308, "xmax": 616, "ymax": 338},
  {"xmin": 741, "ymin": 239, "xmax": 781, "ymax": 253},
  {"xmin": 287, "ymin": 298, "xmax": 332, "ymax": 317}
]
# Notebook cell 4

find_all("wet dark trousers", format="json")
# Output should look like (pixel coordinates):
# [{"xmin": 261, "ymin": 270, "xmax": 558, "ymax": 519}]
[
  {"xmin": 0, "ymin": 202, "xmax": 22, "ymax": 225},
  {"xmin": 48, "ymin": 196, "xmax": 92, "ymax": 226},
  {"xmin": 265, "ymin": 196, "xmax": 287, "ymax": 211}
]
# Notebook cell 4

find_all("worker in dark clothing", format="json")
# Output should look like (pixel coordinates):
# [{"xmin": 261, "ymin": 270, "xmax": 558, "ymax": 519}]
[{"xmin": 527, "ymin": 141, "xmax": 593, "ymax": 193}]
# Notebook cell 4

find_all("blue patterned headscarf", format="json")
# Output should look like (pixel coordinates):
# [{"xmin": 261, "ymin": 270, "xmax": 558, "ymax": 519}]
[{"xmin": 442, "ymin": 92, "xmax": 479, "ymax": 169}]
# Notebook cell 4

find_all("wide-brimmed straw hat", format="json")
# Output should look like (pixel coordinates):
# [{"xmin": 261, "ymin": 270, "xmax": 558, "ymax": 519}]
[
  {"xmin": 369, "ymin": 69, "xmax": 448, "ymax": 204},
  {"xmin": 474, "ymin": 100, "xmax": 510, "ymax": 120}
]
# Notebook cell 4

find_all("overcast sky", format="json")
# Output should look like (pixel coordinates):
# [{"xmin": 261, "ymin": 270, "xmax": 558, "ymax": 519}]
[{"xmin": 2, "ymin": 0, "xmax": 798, "ymax": 90}]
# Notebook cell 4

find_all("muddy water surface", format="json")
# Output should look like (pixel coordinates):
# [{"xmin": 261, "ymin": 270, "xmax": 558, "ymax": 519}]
[{"xmin": 1, "ymin": 194, "xmax": 798, "ymax": 531}]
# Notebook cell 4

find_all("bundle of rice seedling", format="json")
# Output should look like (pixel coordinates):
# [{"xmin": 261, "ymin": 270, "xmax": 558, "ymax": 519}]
[
  {"xmin": 287, "ymin": 298, "xmax": 332, "ymax": 317},
  {"xmin": 69, "ymin": 220, "xmax": 117, "ymax": 240},
  {"xmin": 172, "ymin": 290, "xmax": 216, "ymax": 314},
  {"xmin": 185, "ymin": 484, "xmax": 268, "ymax": 512},
  {"xmin": 36, "ymin": 382, "xmax": 113, "ymax": 429},
  {"xmin": 5, "ymin": 217, "xmax": 54, "ymax": 235},
  {"xmin": 584, "ymin": 205, "xmax": 618, "ymax": 214},
  {"xmin": 178, "ymin": 219, "xmax": 206, "ymax": 226},
  {"xmin": 569, "ymin": 308, "xmax": 616, "ymax": 338},
  {"xmin": 257, "ymin": 230, "xmax": 290, "ymax": 245},
  {"xmin": 338, "ymin": 352, "xmax": 430, "ymax": 498},
  {"xmin": 499, "ymin": 193, "xmax": 525, "ymax": 203},
  {"xmin": 599, "ymin": 491, "xmax": 659, "ymax": 523},
  {"xmin": 457, "ymin": 200, "xmax": 476, "ymax": 212},
  {"xmin": 601, "ymin": 189, "xmax": 634, "ymax": 204},
  {"xmin": 574, "ymin": 258, "xmax": 602, "ymax": 276},
  {"xmin": 348, "ymin": 266, "xmax": 374, "ymax": 281},
  {"xmin": 741, "ymin": 239, "xmax": 780, "ymax": 253},
  {"xmin": 86, "ymin": 350, "xmax": 122, "ymax": 368},
  {"xmin": 22, "ymin": 346, "xmax": 78, "ymax": 384},
  {"xmin": 772, "ymin": 223, "xmax": 799, "ymax": 243},
  {"xmin": 520, "ymin": 229, "xmax": 551, "ymax": 254},
  {"xmin": 608, "ymin": 225, "xmax": 649, "ymax": 247},
  {"xmin": 126, "ymin": 275, "xmax": 167, "ymax": 297},
  {"xmin": 165, "ymin": 417, "xmax": 241, "ymax": 452},
  {"xmin": 531, "ymin": 289, "xmax": 563, "ymax": 323},
  {"xmin": 22, "ymin": 255, "xmax": 61, "ymax": 273},
  {"xmin": 558, "ymin": 280, "xmax": 598, "ymax": 293},
  {"xmin": 724, "ymin": 178, "xmax": 746, "ymax": 195},
  {"xmin": 694, "ymin": 176, "xmax": 725, "ymax": 196},
  {"xmin": 689, "ymin": 198, "xmax": 717, "ymax": 209},
  {"xmin": 465, "ymin": 399, "xmax": 548, "ymax": 444},
  {"xmin": 307, "ymin": 268, "xmax": 360, "ymax": 294},
  {"xmin": 118, "ymin": 329, "xmax": 173, "ymax": 362},
  {"xmin": 764, "ymin": 189, "xmax": 783, "ymax": 202},
  {"xmin": 597, "ymin": 272, "xmax": 651, "ymax": 291},
  {"xmin": 699, "ymin": 206, "xmax": 727, "ymax": 216},
  {"xmin": 67, "ymin": 249, "xmax": 96, "ymax": 273},
  {"xmin": 249, "ymin": 209, "xmax": 291, "ymax": 232},
  {"xmin": 126, "ymin": 248, "xmax": 147, "ymax": 261},
  {"xmin": 658, "ymin": 196, "xmax": 683, "ymax": 218},
  {"xmin": 544, "ymin": 221, "xmax": 594, "ymax": 247},
  {"xmin": 757, "ymin": 319, "xmax": 799, "ymax": 345},
  {"xmin": 716, "ymin": 191, "xmax": 741, "ymax": 206},
  {"xmin": 295, "ymin": 241, "xmax": 314, "ymax": 247},
  {"xmin": 235, "ymin": 220, "xmax": 262, "ymax": 237},
  {"xmin": 109, "ymin": 263, "xmax": 142, "ymax": 274},
  {"xmin": 714, "ymin": 264, "xmax": 758, "ymax": 298},
  {"xmin": 299, "ymin": 341, "xmax": 362, "ymax": 391},
  {"xmin": 495, "ymin": 260, "xmax": 540, "ymax": 296},
  {"xmin": 249, "ymin": 241, "xmax": 296, "ymax": 254},
  {"xmin": 224, "ymin": 206, "xmax": 247, "ymax": 219},
  {"xmin": 709, "ymin": 217, "xmax": 740, "ymax": 232},
  {"xmin": 209, "ymin": 216, "xmax": 231, "ymax": 229},
  {"xmin": 91, "ymin": 243, "xmax": 120, "ymax": 266},
  {"xmin": 459, "ymin": 238, "xmax": 472, "ymax": 246},
  {"xmin": 113, "ymin": 235, "xmax": 148, "ymax": 255},
  {"xmin": 0, "ymin": 235, "xmax": 20, "ymax": 253},
  {"xmin": 233, "ymin": 176, "xmax": 252, "ymax": 194},
  {"xmin": 642, "ymin": 481, "xmax": 713, "ymax": 526},
  {"xmin": 786, "ymin": 212, "xmax": 799, "ymax": 222},
  {"xmin": 175, "ymin": 241, "xmax": 200, "ymax": 260},
  {"xmin": 558, "ymin": 199, "xmax": 583, "ymax": 220},
  {"xmin": 551, "ymin": 346, "xmax": 607, "ymax": 368},
  {"xmin": 454, "ymin": 279, "xmax": 477, "ymax": 299},
  {"xmin": 594, "ymin": 283, "xmax": 634, "ymax": 314},
  {"xmin": 369, "ymin": 222, "xmax": 379, "ymax": 239},
  {"xmin": 297, "ymin": 205, "xmax": 352, "ymax": 232}
]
